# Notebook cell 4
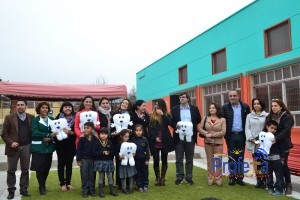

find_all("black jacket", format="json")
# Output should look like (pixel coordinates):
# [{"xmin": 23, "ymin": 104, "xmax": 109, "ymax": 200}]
[
  {"xmin": 76, "ymin": 135, "xmax": 97, "ymax": 161},
  {"xmin": 265, "ymin": 113, "xmax": 294, "ymax": 150},
  {"xmin": 171, "ymin": 104, "xmax": 201, "ymax": 144},
  {"xmin": 130, "ymin": 111, "xmax": 150, "ymax": 138},
  {"xmin": 131, "ymin": 136, "xmax": 150, "ymax": 161},
  {"xmin": 149, "ymin": 114, "xmax": 175, "ymax": 153},
  {"xmin": 222, "ymin": 101, "xmax": 250, "ymax": 140},
  {"xmin": 92, "ymin": 139, "xmax": 114, "ymax": 160}
]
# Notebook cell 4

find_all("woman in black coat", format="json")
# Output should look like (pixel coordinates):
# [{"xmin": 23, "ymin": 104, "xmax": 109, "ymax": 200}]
[
  {"xmin": 265, "ymin": 99, "xmax": 294, "ymax": 195},
  {"xmin": 149, "ymin": 99, "xmax": 175, "ymax": 186},
  {"xmin": 131, "ymin": 100, "xmax": 150, "ymax": 138},
  {"xmin": 55, "ymin": 102, "xmax": 77, "ymax": 191}
]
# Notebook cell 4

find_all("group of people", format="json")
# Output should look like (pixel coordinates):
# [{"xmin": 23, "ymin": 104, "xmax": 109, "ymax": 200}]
[{"xmin": 0, "ymin": 89, "xmax": 294, "ymax": 199}]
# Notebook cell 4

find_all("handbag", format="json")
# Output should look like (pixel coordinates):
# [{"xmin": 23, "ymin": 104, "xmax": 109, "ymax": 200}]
[{"xmin": 199, "ymin": 116, "xmax": 207, "ymax": 138}]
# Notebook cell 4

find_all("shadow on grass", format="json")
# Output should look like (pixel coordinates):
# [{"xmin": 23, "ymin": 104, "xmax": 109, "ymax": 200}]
[{"xmin": 26, "ymin": 163, "xmax": 294, "ymax": 200}]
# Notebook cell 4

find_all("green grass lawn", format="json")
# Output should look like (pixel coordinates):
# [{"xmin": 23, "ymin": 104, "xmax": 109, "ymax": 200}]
[
  {"xmin": 0, "ymin": 138, "xmax": 4, "ymax": 144},
  {"xmin": 25, "ymin": 163, "xmax": 294, "ymax": 200}
]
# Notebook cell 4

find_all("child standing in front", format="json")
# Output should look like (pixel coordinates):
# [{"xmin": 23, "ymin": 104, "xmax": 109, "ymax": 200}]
[
  {"xmin": 76, "ymin": 122, "xmax": 97, "ymax": 198},
  {"xmin": 92, "ymin": 127, "xmax": 118, "ymax": 198},
  {"xmin": 116, "ymin": 129, "xmax": 137, "ymax": 194},
  {"xmin": 263, "ymin": 120, "xmax": 285, "ymax": 196},
  {"xmin": 132, "ymin": 124, "xmax": 150, "ymax": 192}
]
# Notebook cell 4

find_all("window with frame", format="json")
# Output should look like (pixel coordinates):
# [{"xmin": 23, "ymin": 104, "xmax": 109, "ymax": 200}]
[
  {"xmin": 203, "ymin": 79, "xmax": 240, "ymax": 115},
  {"xmin": 179, "ymin": 65, "xmax": 187, "ymax": 85},
  {"xmin": 252, "ymin": 63, "xmax": 300, "ymax": 126},
  {"xmin": 264, "ymin": 20, "xmax": 291, "ymax": 57},
  {"xmin": 212, "ymin": 48, "xmax": 227, "ymax": 74}
]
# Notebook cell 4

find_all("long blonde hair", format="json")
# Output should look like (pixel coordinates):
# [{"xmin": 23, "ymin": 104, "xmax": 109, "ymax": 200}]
[{"xmin": 150, "ymin": 99, "xmax": 167, "ymax": 127}]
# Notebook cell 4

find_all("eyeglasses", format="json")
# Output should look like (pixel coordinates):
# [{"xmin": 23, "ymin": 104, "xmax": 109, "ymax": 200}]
[{"xmin": 272, "ymin": 98, "xmax": 280, "ymax": 102}]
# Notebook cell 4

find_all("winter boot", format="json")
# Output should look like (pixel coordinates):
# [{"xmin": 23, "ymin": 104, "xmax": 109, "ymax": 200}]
[
  {"xmin": 160, "ymin": 165, "xmax": 168, "ymax": 186},
  {"xmin": 98, "ymin": 184, "xmax": 105, "ymax": 198},
  {"xmin": 109, "ymin": 184, "xmax": 118, "ymax": 196},
  {"xmin": 154, "ymin": 166, "xmax": 161, "ymax": 186}
]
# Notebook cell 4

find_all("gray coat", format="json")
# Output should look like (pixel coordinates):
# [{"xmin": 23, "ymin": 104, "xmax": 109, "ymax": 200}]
[{"xmin": 245, "ymin": 111, "xmax": 268, "ymax": 153}]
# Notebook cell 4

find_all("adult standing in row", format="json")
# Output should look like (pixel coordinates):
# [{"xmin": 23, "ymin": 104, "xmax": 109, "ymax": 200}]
[
  {"xmin": 198, "ymin": 103, "xmax": 226, "ymax": 186},
  {"xmin": 30, "ymin": 102, "xmax": 56, "ymax": 195},
  {"xmin": 131, "ymin": 100, "xmax": 150, "ymax": 138},
  {"xmin": 97, "ymin": 97, "xmax": 112, "ymax": 135},
  {"xmin": 1, "ymin": 99, "xmax": 34, "ymax": 199},
  {"xmin": 74, "ymin": 95, "xmax": 100, "ymax": 147},
  {"xmin": 222, "ymin": 90, "xmax": 250, "ymax": 186},
  {"xmin": 171, "ymin": 92, "xmax": 201, "ymax": 185},
  {"xmin": 149, "ymin": 99, "xmax": 175, "ymax": 186},
  {"xmin": 55, "ymin": 102, "xmax": 77, "ymax": 191},
  {"xmin": 245, "ymin": 98, "xmax": 268, "ymax": 188},
  {"xmin": 265, "ymin": 99, "xmax": 294, "ymax": 195}
]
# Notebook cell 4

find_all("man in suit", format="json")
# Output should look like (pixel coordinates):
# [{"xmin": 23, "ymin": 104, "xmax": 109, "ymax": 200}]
[
  {"xmin": 1, "ymin": 99, "xmax": 34, "ymax": 199},
  {"xmin": 171, "ymin": 92, "xmax": 201, "ymax": 185},
  {"xmin": 222, "ymin": 90, "xmax": 250, "ymax": 186}
]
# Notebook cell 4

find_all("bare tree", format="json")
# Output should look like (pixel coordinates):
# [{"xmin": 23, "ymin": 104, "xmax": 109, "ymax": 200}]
[
  {"xmin": 127, "ymin": 85, "xmax": 136, "ymax": 103},
  {"xmin": 95, "ymin": 76, "xmax": 107, "ymax": 85}
]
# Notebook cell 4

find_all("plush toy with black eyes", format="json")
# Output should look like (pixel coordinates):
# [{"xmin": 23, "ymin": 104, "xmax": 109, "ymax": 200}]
[
  {"xmin": 256, "ymin": 131, "xmax": 274, "ymax": 157},
  {"xmin": 119, "ymin": 142, "xmax": 137, "ymax": 166},
  {"xmin": 111, "ymin": 113, "xmax": 133, "ymax": 133},
  {"xmin": 79, "ymin": 111, "xmax": 100, "ymax": 133},
  {"xmin": 50, "ymin": 118, "xmax": 69, "ymax": 141},
  {"xmin": 175, "ymin": 121, "xmax": 194, "ymax": 142}
]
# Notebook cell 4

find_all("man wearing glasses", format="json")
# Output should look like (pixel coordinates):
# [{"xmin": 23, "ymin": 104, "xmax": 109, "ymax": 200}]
[
  {"xmin": 171, "ymin": 92, "xmax": 201, "ymax": 185},
  {"xmin": 222, "ymin": 90, "xmax": 250, "ymax": 186}
]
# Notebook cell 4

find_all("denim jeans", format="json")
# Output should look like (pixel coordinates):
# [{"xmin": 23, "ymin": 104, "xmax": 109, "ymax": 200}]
[{"xmin": 266, "ymin": 159, "xmax": 284, "ymax": 193}]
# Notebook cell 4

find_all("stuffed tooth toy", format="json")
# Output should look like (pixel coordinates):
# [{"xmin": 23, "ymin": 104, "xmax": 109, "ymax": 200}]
[
  {"xmin": 111, "ymin": 113, "xmax": 133, "ymax": 133},
  {"xmin": 119, "ymin": 142, "xmax": 137, "ymax": 166},
  {"xmin": 256, "ymin": 131, "xmax": 274, "ymax": 157},
  {"xmin": 79, "ymin": 111, "xmax": 100, "ymax": 133},
  {"xmin": 50, "ymin": 118, "xmax": 69, "ymax": 141},
  {"xmin": 175, "ymin": 121, "xmax": 194, "ymax": 142}
]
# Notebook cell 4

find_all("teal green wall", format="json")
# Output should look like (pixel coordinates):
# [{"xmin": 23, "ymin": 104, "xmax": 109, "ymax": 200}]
[{"xmin": 136, "ymin": 0, "xmax": 300, "ymax": 101}]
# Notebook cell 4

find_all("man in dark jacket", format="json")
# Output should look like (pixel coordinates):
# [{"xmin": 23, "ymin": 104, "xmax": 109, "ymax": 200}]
[
  {"xmin": 1, "ymin": 99, "xmax": 34, "ymax": 199},
  {"xmin": 222, "ymin": 90, "xmax": 250, "ymax": 186},
  {"xmin": 171, "ymin": 92, "xmax": 201, "ymax": 185}
]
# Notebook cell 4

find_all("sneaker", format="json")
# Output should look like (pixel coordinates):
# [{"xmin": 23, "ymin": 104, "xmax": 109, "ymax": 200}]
[
  {"xmin": 272, "ymin": 190, "xmax": 283, "ymax": 196},
  {"xmin": 138, "ymin": 188, "xmax": 144, "ymax": 193},
  {"xmin": 175, "ymin": 179, "xmax": 183, "ymax": 185},
  {"xmin": 267, "ymin": 188, "xmax": 274, "ymax": 195},
  {"xmin": 186, "ymin": 180, "xmax": 194, "ymax": 185},
  {"xmin": 143, "ymin": 186, "xmax": 148, "ymax": 192}
]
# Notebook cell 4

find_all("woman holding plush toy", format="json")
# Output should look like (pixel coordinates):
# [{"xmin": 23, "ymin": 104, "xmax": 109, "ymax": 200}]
[
  {"xmin": 55, "ymin": 102, "xmax": 77, "ymax": 192},
  {"xmin": 198, "ymin": 103, "xmax": 226, "ymax": 187},
  {"xmin": 74, "ymin": 95, "xmax": 100, "ymax": 147}
]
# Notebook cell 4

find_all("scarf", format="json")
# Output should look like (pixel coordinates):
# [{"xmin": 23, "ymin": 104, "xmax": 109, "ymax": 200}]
[
  {"xmin": 98, "ymin": 106, "xmax": 111, "ymax": 118},
  {"xmin": 272, "ymin": 111, "xmax": 286, "ymax": 124},
  {"xmin": 59, "ymin": 112, "xmax": 75, "ymax": 128}
]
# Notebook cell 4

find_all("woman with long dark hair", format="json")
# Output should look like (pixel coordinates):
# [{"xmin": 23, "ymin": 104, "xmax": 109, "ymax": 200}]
[
  {"xmin": 245, "ymin": 98, "xmax": 268, "ymax": 188},
  {"xmin": 198, "ymin": 103, "xmax": 226, "ymax": 186},
  {"xmin": 131, "ymin": 100, "xmax": 150, "ymax": 138},
  {"xmin": 55, "ymin": 102, "xmax": 77, "ymax": 191},
  {"xmin": 74, "ymin": 95, "xmax": 100, "ymax": 147},
  {"xmin": 265, "ymin": 99, "xmax": 294, "ymax": 195},
  {"xmin": 149, "ymin": 99, "xmax": 174, "ymax": 186}
]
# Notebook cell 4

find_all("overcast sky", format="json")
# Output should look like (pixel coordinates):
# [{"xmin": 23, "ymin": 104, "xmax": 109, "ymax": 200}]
[{"xmin": 0, "ymin": 0, "xmax": 254, "ymax": 91}]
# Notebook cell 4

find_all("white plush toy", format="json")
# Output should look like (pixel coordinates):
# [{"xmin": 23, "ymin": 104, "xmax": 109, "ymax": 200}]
[
  {"xmin": 175, "ymin": 121, "xmax": 194, "ymax": 142},
  {"xmin": 50, "ymin": 118, "xmax": 69, "ymax": 141},
  {"xmin": 256, "ymin": 131, "xmax": 275, "ymax": 156},
  {"xmin": 119, "ymin": 142, "xmax": 137, "ymax": 166},
  {"xmin": 79, "ymin": 111, "xmax": 100, "ymax": 133},
  {"xmin": 111, "ymin": 113, "xmax": 133, "ymax": 133}
]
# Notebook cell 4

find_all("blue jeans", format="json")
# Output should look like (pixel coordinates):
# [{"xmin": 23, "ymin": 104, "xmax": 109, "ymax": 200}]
[{"xmin": 266, "ymin": 159, "xmax": 284, "ymax": 193}]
